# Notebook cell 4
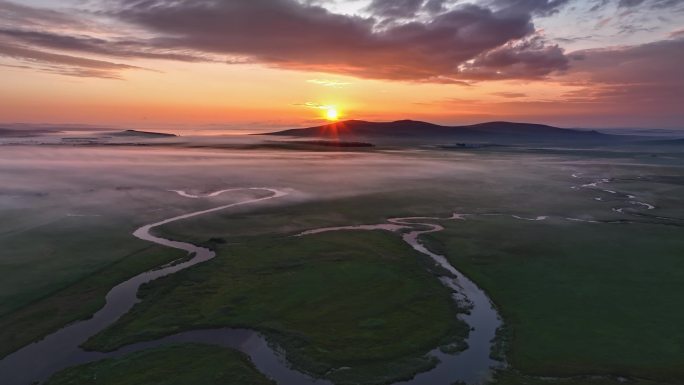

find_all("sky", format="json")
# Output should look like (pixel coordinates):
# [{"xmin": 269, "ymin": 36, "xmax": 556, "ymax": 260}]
[{"xmin": 0, "ymin": 0, "xmax": 683, "ymax": 133}]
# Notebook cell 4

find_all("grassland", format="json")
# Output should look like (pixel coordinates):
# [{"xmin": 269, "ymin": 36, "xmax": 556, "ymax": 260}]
[
  {"xmin": 45, "ymin": 343, "xmax": 275, "ymax": 385},
  {"xmin": 0, "ymin": 245, "xmax": 184, "ymax": 358},
  {"xmin": 425, "ymin": 216, "xmax": 684, "ymax": 383},
  {"xmin": 491, "ymin": 371, "xmax": 676, "ymax": 385},
  {"xmin": 0, "ymin": 215, "xmax": 164, "ymax": 317},
  {"xmin": 2, "ymin": 144, "xmax": 683, "ymax": 384},
  {"xmin": 83, "ymin": 231, "xmax": 469, "ymax": 385},
  {"xmin": 0, "ymin": 165, "xmax": 203, "ymax": 359},
  {"xmin": 0, "ymin": 147, "xmax": 265, "ymax": 359}
]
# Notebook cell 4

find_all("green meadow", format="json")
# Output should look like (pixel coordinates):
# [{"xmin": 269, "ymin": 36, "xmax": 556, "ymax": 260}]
[
  {"xmin": 45, "ymin": 343, "xmax": 275, "ymax": 385},
  {"xmin": 1, "ymin": 144, "xmax": 682, "ymax": 384},
  {"xmin": 83, "ymin": 231, "xmax": 469, "ymax": 385}
]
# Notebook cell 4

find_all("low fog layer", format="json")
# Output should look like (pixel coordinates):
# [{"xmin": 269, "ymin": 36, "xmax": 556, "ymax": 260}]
[{"xmin": 2, "ymin": 142, "xmax": 682, "ymax": 317}]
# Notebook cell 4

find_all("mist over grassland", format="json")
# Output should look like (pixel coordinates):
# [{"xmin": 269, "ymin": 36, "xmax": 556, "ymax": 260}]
[{"xmin": 0, "ymin": 139, "xmax": 683, "ymax": 384}]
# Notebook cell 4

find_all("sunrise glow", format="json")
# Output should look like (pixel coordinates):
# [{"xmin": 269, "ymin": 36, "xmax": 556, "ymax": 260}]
[
  {"xmin": 1, "ymin": 2, "xmax": 682, "ymax": 384},
  {"xmin": 0, "ymin": 0, "xmax": 681, "ymax": 131},
  {"xmin": 325, "ymin": 107, "xmax": 340, "ymax": 121}
]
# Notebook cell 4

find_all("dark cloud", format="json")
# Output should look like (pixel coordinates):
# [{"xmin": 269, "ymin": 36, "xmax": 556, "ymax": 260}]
[
  {"xmin": 106, "ymin": 0, "xmax": 566, "ymax": 81},
  {"xmin": 457, "ymin": 36, "xmax": 569, "ymax": 79},
  {"xmin": 488, "ymin": 0, "xmax": 572, "ymax": 16},
  {"xmin": 424, "ymin": 0, "xmax": 450, "ymax": 14},
  {"xmin": 0, "ymin": 29, "xmax": 210, "ymax": 62},
  {"xmin": 0, "ymin": 0, "xmax": 570, "ymax": 81},
  {"xmin": 364, "ymin": 0, "xmax": 425, "ymax": 19}
]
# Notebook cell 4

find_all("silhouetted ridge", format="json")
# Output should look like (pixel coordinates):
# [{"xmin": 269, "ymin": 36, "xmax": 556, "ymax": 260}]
[
  {"xmin": 112, "ymin": 129, "xmax": 177, "ymax": 138},
  {"xmin": 265, "ymin": 120, "xmax": 608, "ymax": 141}
]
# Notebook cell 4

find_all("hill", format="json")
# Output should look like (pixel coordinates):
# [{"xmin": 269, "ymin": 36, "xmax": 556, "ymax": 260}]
[
  {"xmin": 640, "ymin": 138, "xmax": 684, "ymax": 146},
  {"xmin": 0, "ymin": 128, "xmax": 56, "ymax": 137},
  {"xmin": 111, "ymin": 129, "xmax": 177, "ymax": 138},
  {"xmin": 264, "ymin": 120, "xmax": 610, "ymax": 143}
]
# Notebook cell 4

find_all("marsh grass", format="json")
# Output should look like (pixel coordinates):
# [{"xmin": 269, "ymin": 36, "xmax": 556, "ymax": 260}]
[
  {"xmin": 83, "ymin": 231, "xmax": 469, "ymax": 384},
  {"xmin": 424, "ymin": 217, "xmax": 684, "ymax": 383},
  {"xmin": 0, "ymin": 246, "xmax": 184, "ymax": 358},
  {"xmin": 45, "ymin": 343, "xmax": 275, "ymax": 385}
]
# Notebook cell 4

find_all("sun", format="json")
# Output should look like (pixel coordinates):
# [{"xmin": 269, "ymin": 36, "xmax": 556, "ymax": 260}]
[{"xmin": 325, "ymin": 107, "xmax": 339, "ymax": 121}]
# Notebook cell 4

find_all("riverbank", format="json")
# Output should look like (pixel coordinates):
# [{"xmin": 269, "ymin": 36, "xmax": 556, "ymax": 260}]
[
  {"xmin": 45, "ymin": 343, "xmax": 275, "ymax": 385},
  {"xmin": 0, "ymin": 246, "xmax": 183, "ymax": 359},
  {"xmin": 82, "ymin": 230, "xmax": 470, "ymax": 385},
  {"xmin": 424, "ymin": 216, "xmax": 684, "ymax": 383},
  {"xmin": 0, "ymin": 188, "xmax": 289, "ymax": 385}
]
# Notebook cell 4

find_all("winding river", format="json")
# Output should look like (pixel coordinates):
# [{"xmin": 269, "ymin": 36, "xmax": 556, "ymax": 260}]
[
  {"xmin": 1, "ymin": 171, "xmax": 661, "ymax": 385},
  {"xmin": 0, "ymin": 186, "xmax": 506, "ymax": 385},
  {"xmin": 0, "ymin": 188, "xmax": 290, "ymax": 385},
  {"xmin": 299, "ymin": 214, "xmax": 503, "ymax": 385}
]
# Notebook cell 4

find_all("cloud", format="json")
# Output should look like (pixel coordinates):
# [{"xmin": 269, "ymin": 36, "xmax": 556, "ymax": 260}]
[
  {"xmin": 0, "ymin": 28, "xmax": 211, "ymax": 62},
  {"xmin": 0, "ymin": 41, "xmax": 140, "ymax": 79},
  {"xmin": 0, "ymin": 0, "xmax": 85, "ymax": 29},
  {"xmin": 103, "ymin": 0, "xmax": 567, "ymax": 82},
  {"xmin": 416, "ymin": 37, "xmax": 684, "ymax": 127},
  {"xmin": 0, "ymin": 0, "xmax": 570, "ymax": 82},
  {"xmin": 364, "ymin": 0, "xmax": 426, "ymax": 19},
  {"xmin": 567, "ymin": 37, "xmax": 683, "ymax": 85},
  {"xmin": 587, "ymin": 0, "xmax": 683, "ymax": 13},
  {"xmin": 307, "ymin": 79, "xmax": 352, "ymax": 87},
  {"xmin": 669, "ymin": 28, "xmax": 684, "ymax": 38},
  {"xmin": 618, "ymin": 0, "xmax": 684, "ymax": 8},
  {"xmin": 294, "ymin": 102, "xmax": 335, "ymax": 110},
  {"xmin": 618, "ymin": 0, "xmax": 646, "ymax": 6},
  {"xmin": 488, "ymin": 0, "xmax": 572, "ymax": 16},
  {"xmin": 554, "ymin": 35, "xmax": 595, "ymax": 44},
  {"xmin": 492, "ymin": 91, "xmax": 528, "ymax": 98},
  {"xmin": 556, "ymin": 37, "xmax": 684, "ymax": 116},
  {"xmin": 595, "ymin": 17, "xmax": 612, "ymax": 29},
  {"xmin": 0, "ymin": 0, "xmax": 151, "ymax": 79},
  {"xmin": 424, "ymin": 0, "xmax": 451, "ymax": 14},
  {"xmin": 456, "ymin": 36, "xmax": 569, "ymax": 79}
]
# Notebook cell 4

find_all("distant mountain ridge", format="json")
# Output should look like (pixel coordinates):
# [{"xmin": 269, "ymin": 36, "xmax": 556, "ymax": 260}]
[
  {"xmin": 0, "ymin": 128, "xmax": 55, "ymax": 137},
  {"xmin": 111, "ymin": 129, "xmax": 177, "ymax": 138},
  {"xmin": 265, "ymin": 120, "xmax": 608, "ymax": 141}
]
